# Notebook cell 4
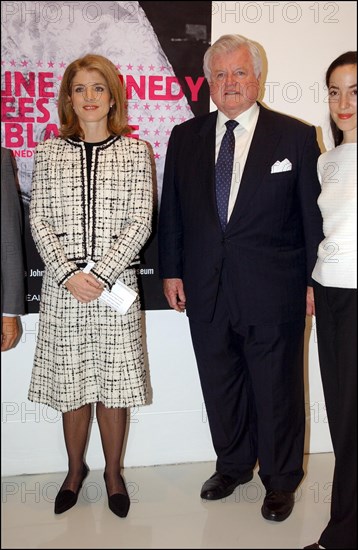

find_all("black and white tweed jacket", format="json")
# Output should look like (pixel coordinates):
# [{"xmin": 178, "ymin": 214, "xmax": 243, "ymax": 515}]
[{"xmin": 30, "ymin": 135, "xmax": 153, "ymax": 289}]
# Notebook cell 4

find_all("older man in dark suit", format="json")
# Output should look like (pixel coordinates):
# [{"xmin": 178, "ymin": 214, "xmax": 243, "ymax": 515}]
[
  {"xmin": 158, "ymin": 35, "xmax": 323, "ymax": 521},
  {"xmin": 1, "ymin": 147, "xmax": 25, "ymax": 351}
]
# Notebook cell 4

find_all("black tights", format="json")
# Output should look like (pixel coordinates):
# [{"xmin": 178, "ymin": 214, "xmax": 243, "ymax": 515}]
[{"xmin": 60, "ymin": 403, "xmax": 127, "ymax": 496}]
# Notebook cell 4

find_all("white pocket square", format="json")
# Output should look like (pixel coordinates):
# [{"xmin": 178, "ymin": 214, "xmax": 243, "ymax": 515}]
[{"xmin": 271, "ymin": 159, "xmax": 292, "ymax": 173}]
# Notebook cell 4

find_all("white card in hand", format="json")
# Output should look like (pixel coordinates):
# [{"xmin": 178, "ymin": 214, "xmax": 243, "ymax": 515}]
[
  {"xmin": 99, "ymin": 280, "xmax": 137, "ymax": 314},
  {"xmin": 82, "ymin": 262, "xmax": 137, "ymax": 314}
]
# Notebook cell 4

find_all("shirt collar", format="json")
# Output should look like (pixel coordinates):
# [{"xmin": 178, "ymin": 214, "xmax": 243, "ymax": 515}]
[{"xmin": 217, "ymin": 102, "xmax": 260, "ymax": 132}]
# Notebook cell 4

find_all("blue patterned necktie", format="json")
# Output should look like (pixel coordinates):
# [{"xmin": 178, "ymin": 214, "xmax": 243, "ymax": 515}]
[{"xmin": 215, "ymin": 120, "xmax": 239, "ymax": 231}]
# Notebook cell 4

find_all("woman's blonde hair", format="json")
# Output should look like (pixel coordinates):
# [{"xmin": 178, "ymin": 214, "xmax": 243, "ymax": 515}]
[{"xmin": 58, "ymin": 54, "xmax": 131, "ymax": 139}]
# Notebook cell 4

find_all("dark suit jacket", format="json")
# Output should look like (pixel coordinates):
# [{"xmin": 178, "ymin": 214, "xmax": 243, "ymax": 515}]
[
  {"xmin": 158, "ymin": 104, "xmax": 324, "ymax": 325},
  {"xmin": 1, "ymin": 147, "xmax": 25, "ymax": 316}
]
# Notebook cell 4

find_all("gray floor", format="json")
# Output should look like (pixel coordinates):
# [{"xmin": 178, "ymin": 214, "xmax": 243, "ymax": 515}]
[{"xmin": 1, "ymin": 453, "xmax": 333, "ymax": 549}]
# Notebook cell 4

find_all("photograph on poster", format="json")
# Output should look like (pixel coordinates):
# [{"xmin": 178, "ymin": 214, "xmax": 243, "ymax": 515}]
[{"xmin": 1, "ymin": 0, "xmax": 212, "ymax": 311}]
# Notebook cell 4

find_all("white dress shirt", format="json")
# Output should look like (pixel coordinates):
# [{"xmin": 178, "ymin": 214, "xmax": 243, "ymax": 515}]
[{"xmin": 215, "ymin": 103, "xmax": 260, "ymax": 222}]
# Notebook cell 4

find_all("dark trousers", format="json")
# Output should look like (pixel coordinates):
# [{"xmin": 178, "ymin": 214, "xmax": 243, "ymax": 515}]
[
  {"xmin": 313, "ymin": 282, "xmax": 357, "ymax": 549},
  {"xmin": 189, "ymin": 283, "xmax": 305, "ymax": 493}
]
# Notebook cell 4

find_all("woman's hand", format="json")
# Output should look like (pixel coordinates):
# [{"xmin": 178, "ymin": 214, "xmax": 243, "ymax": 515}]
[
  {"xmin": 306, "ymin": 286, "xmax": 315, "ymax": 317},
  {"xmin": 65, "ymin": 272, "xmax": 104, "ymax": 303}
]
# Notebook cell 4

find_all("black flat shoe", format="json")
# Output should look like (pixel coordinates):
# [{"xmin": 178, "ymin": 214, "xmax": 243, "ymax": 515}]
[
  {"xmin": 103, "ymin": 472, "xmax": 130, "ymax": 518},
  {"xmin": 54, "ymin": 463, "xmax": 89, "ymax": 514}
]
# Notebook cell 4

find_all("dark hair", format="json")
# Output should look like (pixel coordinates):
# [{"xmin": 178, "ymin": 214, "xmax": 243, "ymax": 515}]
[
  {"xmin": 326, "ymin": 51, "xmax": 357, "ymax": 146},
  {"xmin": 58, "ymin": 54, "xmax": 131, "ymax": 139}
]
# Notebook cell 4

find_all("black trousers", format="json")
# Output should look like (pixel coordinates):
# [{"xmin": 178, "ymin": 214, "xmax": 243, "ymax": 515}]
[
  {"xmin": 189, "ymin": 283, "xmax": 305, "ymax": 493},
  {"xmin": 313, "ymin": 282, "xmax": 357, "ymax": 549}
]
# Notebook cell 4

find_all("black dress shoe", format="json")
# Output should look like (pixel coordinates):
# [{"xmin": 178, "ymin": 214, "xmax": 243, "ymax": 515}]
[
  {"xmin": 54, "ymin": 463, "xmax": 89, "ymax": 514},
  {"xmin": 200, "ymin": 471, "xmax": 253, "ymax": 500},
  {"xmin": 104, "ymin": 473, "xmax": 130, "ymax": 518},
  {"xmin": 261, "ymin": 490, "xmax": 295, "ymax": 522}
]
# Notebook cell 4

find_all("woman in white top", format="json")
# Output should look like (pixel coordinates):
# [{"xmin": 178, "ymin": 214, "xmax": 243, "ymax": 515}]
[{"xmin": 305, "ymin": 51, "xmax": 357, "ymax": 550}]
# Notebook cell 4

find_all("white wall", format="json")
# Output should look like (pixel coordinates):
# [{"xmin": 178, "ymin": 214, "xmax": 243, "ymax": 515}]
[{"xmin": 2, "ymin": 1, "xmax": 357, "ymax": 476}]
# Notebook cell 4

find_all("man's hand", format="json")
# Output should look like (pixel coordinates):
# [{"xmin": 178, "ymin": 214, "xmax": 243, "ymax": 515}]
[
  {"xmin": 65, "ymin": 272, "xmax": 104, "ymax": 303},
  {"xmin": 163, "ymin": 278, "xmax": 186, "ymax": 312},
  {"xmin": 306, "ymin": 286, "xmax": 315, "ymax": 316},
  {"xmin": 1, "ymin": 316, "xmax": 19, "ymax": 351}
]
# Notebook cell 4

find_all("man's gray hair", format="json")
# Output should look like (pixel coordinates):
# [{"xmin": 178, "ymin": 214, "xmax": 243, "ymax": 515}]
[{"xmin": 203, "ymin": 34, "xmax": 262, "ymax": 80}]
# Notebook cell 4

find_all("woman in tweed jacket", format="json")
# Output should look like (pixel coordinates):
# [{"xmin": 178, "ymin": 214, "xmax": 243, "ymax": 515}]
[{"xmin": 28, "ymin": 54, "xmax": 153, "ymax": 518}]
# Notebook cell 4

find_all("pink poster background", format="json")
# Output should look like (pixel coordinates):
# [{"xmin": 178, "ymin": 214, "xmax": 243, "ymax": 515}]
[{"xmin": 1, "ymin": 0, "xmax": 211, "ymax": 311}]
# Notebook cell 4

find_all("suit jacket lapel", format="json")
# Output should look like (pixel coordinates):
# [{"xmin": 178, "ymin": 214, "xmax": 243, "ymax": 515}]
[{"xmin": 229, "ymin": 106, "xmax": 281, "ymax": 223}]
